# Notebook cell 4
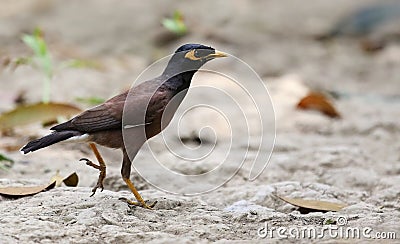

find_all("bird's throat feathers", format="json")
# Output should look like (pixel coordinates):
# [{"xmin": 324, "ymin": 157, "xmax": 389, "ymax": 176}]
[
  {"xmin": 161, "ymin": 51, "xmax": 203, "ymax": 91},
  {"xmin": 162, "ymin": 70, "xmax": 196, "ymax": 91}
]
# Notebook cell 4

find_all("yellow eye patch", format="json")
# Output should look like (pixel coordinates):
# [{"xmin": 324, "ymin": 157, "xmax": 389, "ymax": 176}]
[{"xmin": 184, "ymin": 50, "xmax": 202, "ymax": 61}]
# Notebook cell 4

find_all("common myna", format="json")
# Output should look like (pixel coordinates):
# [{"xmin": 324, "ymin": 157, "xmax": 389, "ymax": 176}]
[{"xmin": 21, "ymin": 43, "xmax": 227, "ymax": 209}]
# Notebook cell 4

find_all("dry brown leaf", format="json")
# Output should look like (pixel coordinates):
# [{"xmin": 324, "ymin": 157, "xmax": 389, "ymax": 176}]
[
  {"xmin": 50, "ymin": 171, "xmax": 79, "ymax": 187},
  {"xmin": 0, "ymin": 144, "xmax": 25, "ymax": 152},
  {"xmin": 63, "ymin": 172, "xmax": 79, "ymax": 187},
  {"xmin": 0, "ymin": 102, "xmax": 81, "ymax": 130},
  {"xmin": 297, "ymin": 92, "xmax": 340, "ymax": 118},
  {"xmin": 277, "ymin": 195, "xmax": 347, "ymax": 212},
  {"xmin": 50, "ymin": 170, "xmax": 64, "ymax": 187},
  {"xmin": 0, "ymin": 181, "xmax": 56, "ymax": 198}
]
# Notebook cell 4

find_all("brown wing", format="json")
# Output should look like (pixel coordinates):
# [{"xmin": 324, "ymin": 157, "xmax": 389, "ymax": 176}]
[
  {"xmin": 52, "ymin": 76, "xmax": 171, "ymax": 133},
  {"xmin": 51, "ymin": 92, "xmax": 127, "ymax": 133}
]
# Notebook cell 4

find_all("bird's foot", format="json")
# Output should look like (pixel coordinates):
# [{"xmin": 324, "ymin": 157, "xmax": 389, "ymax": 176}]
[
  {"xmin": 79, "ymin": 158, "xmax": 106, "ymax": 196},
  {"xmin": 121, "ymin": 177, "xmax": 156, "ymax": 209},
  {"xmin": 90, "ymin": 178, "xmax": 105, "ymax": 197},
  {"xmin": 119, "ymin": 197, "xmax": 157, "ymax": 209}
]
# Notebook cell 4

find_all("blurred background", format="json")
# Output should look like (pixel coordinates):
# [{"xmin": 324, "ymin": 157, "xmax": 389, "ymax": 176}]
[
  {"xmin": 1, "ymin": 0, "xmax": 399, "ymax": 103},
  {"xmin": 0, "ymin": 0, "xmax": 399, "ymax": 241},
  {"xmin": 0, "ymin": 0, "xmax": 399, "ymax": 214}
]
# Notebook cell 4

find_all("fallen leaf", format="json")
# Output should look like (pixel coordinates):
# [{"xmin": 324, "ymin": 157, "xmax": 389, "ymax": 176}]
[
  {"xmin": 0, "ymin": 102, "xmax": 81, "ymax": 130},
  {"xmin": 297, "ymin": 92, "xmax": 341, "ymax": 118},
  {"xmin": 50, "ymin": 171, "xmax": 79, "ymax": 187},
  {"xmin": 0, "ymin": 144, "xmax": 24, "ymax": 152},
  {"xmin": 0, "ymin": 181, "xmax": 56, "ymax": 198},
  {"xmin": 277, "ymin": 195, "xmax": 347, "ymax": 213},
  {"xmin": 360, "ymin": 39, "xmax": 385, "ymax": 53},
  {"xmin": 63, "ymin": 172, "xmax": 79, "ymax": 187},
  {"xmin": 50, "ymin": 170, "xmax": 64, "ymax": 187}
]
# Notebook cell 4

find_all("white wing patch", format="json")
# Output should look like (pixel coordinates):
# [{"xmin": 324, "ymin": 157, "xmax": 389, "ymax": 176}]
[{"xmin": 64, "ymin": 134, "xmax": 90, "ymax": 143}]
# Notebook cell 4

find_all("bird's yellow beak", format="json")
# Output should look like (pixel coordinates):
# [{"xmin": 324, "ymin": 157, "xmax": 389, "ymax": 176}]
[
  {"xmin": 185, "ymin": 50, "xmax": 228, "ymax": 61},
  {"xmin": 207, "ymin": 50, "xmax": 228, "ymax": 59}
]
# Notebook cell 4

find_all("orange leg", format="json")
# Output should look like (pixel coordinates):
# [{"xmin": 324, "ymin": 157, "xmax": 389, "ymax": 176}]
[
  {"xmin": 80, "ymin": 143, "xmax": 107, "ymax": 196},
  {"xmin": 119, "ymin": 177, "xmax": 157, "ymax": 209}
]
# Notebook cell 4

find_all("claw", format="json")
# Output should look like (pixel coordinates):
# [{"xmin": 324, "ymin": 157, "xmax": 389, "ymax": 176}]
[
  {"xmin": 90, "ymin": 183, "xmax": 104, "ymax": 197},
  {"xmin": 79, "ymin": 158, "xmax": 102, "ymax": 170},
  {"xmin": 79, "ymin": 156, "xmax": 106, "ymax": 196},
  {"xmin": 148, "ymin": 201, "xmax": 157, "ymax": 208},
  {"xmin": 90, "ymin": 174, "xmax": 105, "ymax": 197},
  {"xmin": 119, "ymin": 197, "xmax": 157, "ymax": 209}
]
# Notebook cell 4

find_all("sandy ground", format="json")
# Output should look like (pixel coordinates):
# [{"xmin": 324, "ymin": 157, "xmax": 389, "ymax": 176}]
[{"xmin": 0, "ymin": 0, "xmax": 399, "ymax": 242}]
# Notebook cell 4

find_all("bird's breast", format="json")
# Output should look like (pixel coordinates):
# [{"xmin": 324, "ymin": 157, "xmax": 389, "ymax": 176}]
[{"xmin": 144, "ymin": 90, "xmax": 187, "ymax": 139}]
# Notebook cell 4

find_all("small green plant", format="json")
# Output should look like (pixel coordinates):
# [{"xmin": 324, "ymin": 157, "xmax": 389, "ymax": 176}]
[
  {"xmin": 0, "ymin": 28, "xmax": 104, "ymax": 132},
  {"xmin": 22, "ymin": 28, "xmax": 53, "ymax": 104},
  {"xmin": 0, "ymin": 153, "xmax": 14, "ymax": 171},
  {"xmin": 19, "ymin": 28, "xmax": 100, "ymax": 104},
  {"xmin": 162, "ymin": 10, "xmax": 187, "ymax": 35},
  {"xmin": 75, "ymin": 96, "xmax": 105, "ymax": 106},
  {"xmin": 324, "ymin": 218, "xmax": 335, "ymax": 225}
]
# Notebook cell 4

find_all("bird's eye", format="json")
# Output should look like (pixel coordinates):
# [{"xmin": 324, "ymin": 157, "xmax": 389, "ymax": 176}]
[
  {"xmin": 184, "ymin": 49, "xmax": 202, "ymax": 61},
  {"xmin": 194, "ymin": 50, "xmax": 199, "ymax": 57}
]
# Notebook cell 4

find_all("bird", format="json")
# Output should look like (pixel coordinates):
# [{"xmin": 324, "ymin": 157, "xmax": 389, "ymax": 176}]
[{"xmin": 21, "ymin": 43, "xmax": 227, "ymax": 209}]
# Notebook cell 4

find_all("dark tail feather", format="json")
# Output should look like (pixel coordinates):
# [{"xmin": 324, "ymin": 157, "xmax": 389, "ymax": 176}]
[{"xmin": 21, "ymin": 131, "xmax": 81, "ymax": 154}]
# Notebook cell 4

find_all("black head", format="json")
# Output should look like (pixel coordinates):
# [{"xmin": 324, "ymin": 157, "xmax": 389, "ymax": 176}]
[
  {"xmin": 163, "ymin": 43, "xmax": 227, "ymax": 76},
  {"xmin": 175, "ymin": 43, "xmax": 226, "ymax": 63},
  {"xmin": 175, "ymin": 43, "xmax": 213, "ymax": 53}
]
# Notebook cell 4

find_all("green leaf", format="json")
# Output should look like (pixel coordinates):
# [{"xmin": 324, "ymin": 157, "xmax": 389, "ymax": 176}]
[
  {"xmin": 162, "ymin": 10, "xmax": 187, "ymax": 35},
  {"xmin": 14, "ymin": 57, "xmax": 32, "ymax": 66},
  {"xmin": 22, "ymin": 35, "xmax": 42, "ymax": 57},
  {"xmin": 0, "ymin": 153, "xmax": 14, "ymax": 171},
  {"xmin": 0, "ymin": 153, "xmax": 13, "ymax": 163},
  {"xmin": 21, "ymin": 29, "xmax": 53, "ymax": 103},
  {"xmin": 60, "ymin": 59, "xmax": 102, "ymax": 70},
  {"xmin": 75, "ymin": 96, "xmax": 105, "ymax": 106},
  {"xmin": 325, "ymin": 219, "xmax": 335, "ymax": 225}
]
